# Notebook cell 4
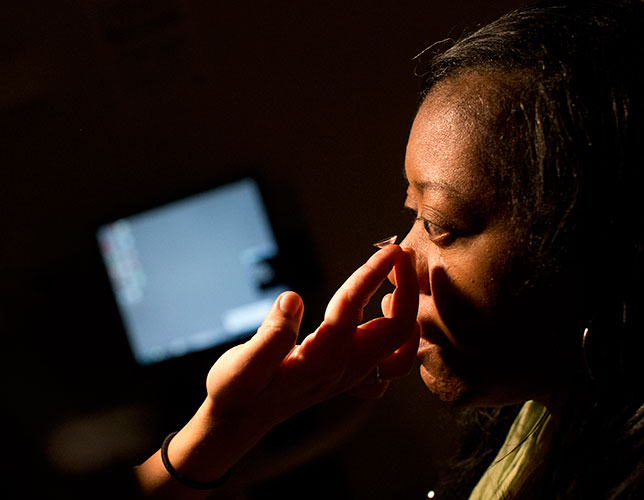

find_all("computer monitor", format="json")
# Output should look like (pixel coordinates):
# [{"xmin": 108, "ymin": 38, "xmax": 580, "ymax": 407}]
[{"xmin": 96, "ymin": 177, "xmax": 288, "ymax": 365}]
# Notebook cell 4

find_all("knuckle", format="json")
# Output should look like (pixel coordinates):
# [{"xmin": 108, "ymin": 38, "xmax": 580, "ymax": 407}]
[{"xmin": 259, "ymin": 316, "xmax": 293, "ymax": 334}]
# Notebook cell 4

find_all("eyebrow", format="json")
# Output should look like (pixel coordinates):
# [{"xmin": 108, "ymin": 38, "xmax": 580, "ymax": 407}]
[{"xmin": 402, "ymin": 167, "xmax": 467, "ymax": 202}]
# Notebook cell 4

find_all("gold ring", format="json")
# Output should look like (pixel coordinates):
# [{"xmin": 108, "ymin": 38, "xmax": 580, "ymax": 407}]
[{"xmin": 375, "ymin": 365, "xmax": 382, "ymax": 384}]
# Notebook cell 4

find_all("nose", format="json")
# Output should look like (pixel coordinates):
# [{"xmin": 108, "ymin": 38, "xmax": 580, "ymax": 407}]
[{"xmin": 388, "ymin": 225, "xmax": 431, "ymax": 294}]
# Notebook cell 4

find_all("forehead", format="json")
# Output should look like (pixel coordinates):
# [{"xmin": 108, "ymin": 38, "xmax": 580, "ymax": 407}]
[{"xmin": 405, "ymin": 73, "xmax": 498, "ymax": 200}]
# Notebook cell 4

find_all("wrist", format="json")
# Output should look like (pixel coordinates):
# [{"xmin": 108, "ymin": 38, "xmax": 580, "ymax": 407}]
[
  {"xmin": 167, "ymin": 398, "xmax": 272, "ymax": 483},
  {"xmin": 161, "ymin": 431, "xmax": 231, "ymax": 489}
]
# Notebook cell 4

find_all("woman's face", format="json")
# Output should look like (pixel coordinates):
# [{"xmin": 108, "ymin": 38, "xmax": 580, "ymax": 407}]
[{"xmin": 401, "ymin": 73, "xmax": 567, "ymax": 407}]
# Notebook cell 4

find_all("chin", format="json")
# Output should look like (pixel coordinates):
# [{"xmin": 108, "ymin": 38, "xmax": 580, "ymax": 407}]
[
  {"xmin": 417, "ymin": 344, "xmax": 515, "ymax": 407},
  {"xmin": 417, "ymin": 346, "xmax": 471, "ymax": 405},
  {"xmin": 419, "ymin": 355, "xmax": 550, "ymax": 408},
  {"xmin": 419, "ymin": 366, "xmax": 470, "ymax": 404}
]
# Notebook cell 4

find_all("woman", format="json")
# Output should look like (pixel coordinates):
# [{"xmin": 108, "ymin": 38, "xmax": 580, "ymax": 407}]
[{"xmin": 135, "ymin": 1, "xmax": 644, "ymax": 498}]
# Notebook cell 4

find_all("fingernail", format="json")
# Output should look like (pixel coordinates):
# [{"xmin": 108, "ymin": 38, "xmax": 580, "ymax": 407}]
[{"xmin": 279, "ymin": 292, "xmax": 302, "ymax": 316}]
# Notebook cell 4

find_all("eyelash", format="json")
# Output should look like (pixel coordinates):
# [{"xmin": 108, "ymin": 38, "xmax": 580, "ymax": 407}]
[{"xmin": 403, "ymin": 207, "xmax": 455, "ymax": 244}]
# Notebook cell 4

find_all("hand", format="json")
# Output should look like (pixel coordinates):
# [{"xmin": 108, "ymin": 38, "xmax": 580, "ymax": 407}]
[
  {"xmin": 135, "ymin": 245, "xmax": 419, "ymax": 497},
  {"xmin": 205, "ymin": 244, "xmax": 419, "ymax": 426}
]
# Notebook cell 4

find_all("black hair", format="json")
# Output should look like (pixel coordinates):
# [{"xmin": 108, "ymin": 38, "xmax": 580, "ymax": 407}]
[{"xmin": 417, "ymin": 1, "xmax": 644, "ymax": 498}]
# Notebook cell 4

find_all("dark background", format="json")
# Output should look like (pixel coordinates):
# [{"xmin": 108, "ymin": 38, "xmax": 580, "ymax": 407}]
[{"xmin": 1, "ymin": 1, "xmax": 523, "ymax": 498}]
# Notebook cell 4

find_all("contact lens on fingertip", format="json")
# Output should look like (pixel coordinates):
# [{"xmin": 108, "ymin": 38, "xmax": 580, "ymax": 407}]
[{"xmin": 373, "ymin": 235, "xmax": 397, "ymax": 248}]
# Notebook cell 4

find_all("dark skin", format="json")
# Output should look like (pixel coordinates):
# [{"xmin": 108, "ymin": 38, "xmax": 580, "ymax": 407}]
[
  {"xmin": 135, "ymin": 71, "xmax": 578, "ymax": 498},
  {"xmin": 396, "ymin": 71, "xmax": 575, "ymax": 408},
  {"xmin": 135, "ymin": 244, "xmax": 419, "ymax": 498}
]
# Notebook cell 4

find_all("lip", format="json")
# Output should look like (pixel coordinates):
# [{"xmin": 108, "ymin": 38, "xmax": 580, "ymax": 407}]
[
  {"xmin": 416, "ymin": 336, "xmax": 442, "ymax": 366},
  {"xmin": 419, "ymin": 326, "xmax": 445, "ymax": 347},
  {"xmin": 417, "ymin": 335, "xmax": 438, "ymax": 352}
]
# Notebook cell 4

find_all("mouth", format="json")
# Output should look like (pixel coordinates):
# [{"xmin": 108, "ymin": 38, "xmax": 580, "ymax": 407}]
[
  {"xmin": 416, "ymin": 329, "xmax": 449, "ymax": 371},
  {"xmin": 418, "ymin": 326, "xmax": 445, "ymax": 347},
  {"xmin": 416, "ymin": 336, "xmax": 436, "ymax": 357}
]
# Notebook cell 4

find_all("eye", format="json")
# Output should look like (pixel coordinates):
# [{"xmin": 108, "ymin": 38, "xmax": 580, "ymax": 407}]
[
  {"xmin": 403, "ymin": 206, "xmax": 456, "ymax": 245},
  {"xmin": 420, "ymin": 218, "xmax": 449, "ymax": 239}
]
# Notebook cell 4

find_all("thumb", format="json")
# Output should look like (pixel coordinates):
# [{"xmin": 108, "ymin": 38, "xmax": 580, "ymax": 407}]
[
  {"xmin": 207, "ymin": 292, "xmax": 303, "ymax": 399},
  {"xmin": 246, "ymin": 291, "xmax": 303, "ymax": 375}
]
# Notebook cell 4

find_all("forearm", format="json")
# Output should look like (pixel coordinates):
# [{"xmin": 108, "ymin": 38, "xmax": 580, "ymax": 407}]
[{"xmin": 133, "ymin": 398, "xmax": 270, "ymax": 499}]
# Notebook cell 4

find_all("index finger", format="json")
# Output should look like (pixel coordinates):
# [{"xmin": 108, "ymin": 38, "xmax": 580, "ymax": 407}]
[
  {"xmin": 390, "ymin": 248, "xmax": 419, "ymax": 324},
  {"xmin": 323, "ymin": 244, "xmax": 403, "ymax": 330},
  {"xmin": 351, "ymin": 250, "xmax": 418, "ymax": 359}
]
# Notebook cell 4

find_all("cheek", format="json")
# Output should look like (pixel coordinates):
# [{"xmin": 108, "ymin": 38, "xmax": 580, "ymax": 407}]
[
  {"xmin": 428, "ymin": 250, "xmax": 513, "ymax": 353},
  {"xmin": 432, "ymin": 260, "xmax": 499, "ymax": 314},
  {"xmin": 430, "ymin": 266, "xmax": 492, "ymax": 349},
  {"xmin": 404, "ymin": 223, "xmax": 518, "ymax": 350},
  {"xmin": 419, "ymin": 263, "xmax": 522, "ymax": 404}
]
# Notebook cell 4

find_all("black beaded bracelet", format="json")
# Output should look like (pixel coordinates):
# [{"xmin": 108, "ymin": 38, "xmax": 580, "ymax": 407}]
[{"xmin": 160, "ymin": 431, "xmax": 231, "ymax": 490}]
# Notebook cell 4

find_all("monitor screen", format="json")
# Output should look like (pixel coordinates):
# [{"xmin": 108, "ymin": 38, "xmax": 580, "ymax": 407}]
[{"xmin": 96, "ymin": 178, "xmax": 287, "ymax": 365}]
